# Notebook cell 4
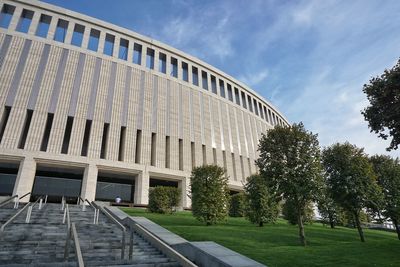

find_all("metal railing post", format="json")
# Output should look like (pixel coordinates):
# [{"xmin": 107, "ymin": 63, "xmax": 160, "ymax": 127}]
[
  {"xmin": 63, "ymin": 206, "xmax": 67, "ymax": 224},
  {"xmin": 26, "ymin": 206, "xmax": 32, "ymax": 223},
  {"xmin": 121, "ymin": 230, "xmax": 126, "ymax": 259},
  {"xmin": 96, "ymin": 209, "xmax": 99, "ymax": 224},
  {"xmin": 64, "ymin": 226, "xmax": 71, "ymax": 261},
  {"xmin": 39, "ymin": 199, "xmax": 43, "ymax": 210},
  {"xmin": 44, "ymin": 195, "xmax": 48, "ymax": 204},
  {"xmin": 14, "ymin": 197, "xmax": 19, "ymax": 209},
  {"xmin": 129, "ymin": 224, "xmax": 134, "ymax": 260}
]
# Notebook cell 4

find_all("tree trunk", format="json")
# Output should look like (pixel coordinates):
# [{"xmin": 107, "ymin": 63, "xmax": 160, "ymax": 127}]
[
  {"xmin": 354, "ymin": 212, "xmax": 365, "ymax": 242},
  {"xmin": 393, "ymin": 218, "xmax": 400, "ymax": 240},
  {"xmin": 329, "ymin": 213, "xmax": 335, "ymax": 229},
  {"xmin": 297, "ymin": 211, "xmax": 306, "ymax": 246},
  {"xmin": 259, "ymin": 221, "xmax": 264, "ymax": 227}
]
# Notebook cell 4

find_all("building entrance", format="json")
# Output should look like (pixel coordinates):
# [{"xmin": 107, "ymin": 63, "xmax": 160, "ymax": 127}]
[
  {"xmin": 31, "ymin": 166, "xmax": 84, "ymax": 203},
  {"xmin": 95, "ymin": 172, "xmax": 135, "ymax": 203},
  {"xmin": 0, "ymin": 162, "xmax": 19, "ymax": 196}
]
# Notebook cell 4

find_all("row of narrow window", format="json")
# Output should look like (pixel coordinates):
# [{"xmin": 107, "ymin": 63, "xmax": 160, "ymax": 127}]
[
  {"xmin": 0, "ymin": 3, "xmax": 285, "ymax": 127},
  {"xmin": 0, "ymin": 106, "xmax": 251, "ymax": 178}
]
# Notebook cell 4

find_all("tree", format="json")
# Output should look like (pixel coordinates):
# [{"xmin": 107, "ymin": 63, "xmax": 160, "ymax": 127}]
[
  {"xmin": 229, "ymin": 192, "xmax": 246, "ymax": 217},
  {"xmin": 370, "ymin": 155, "xmax": 400, "ymax": 240},
  {"xmin": 190, "ymin": 165, "xmax": 230, "ymax": 225},
  {"xmin": 244, "ymin": 174, "xmax": 279, "ymax": 226},
  {"xmin": 256, "ymin": 122, "xmax": 323, "ymax": 246},
  {"xmin": 282, "ymin": 199, "xmax": 314, "ymax": 225},
  {"xmin": 322, "ymin": 143, "xmax": 382, "ymax": 242},
  {"xmin": 362, "ymin": 58, "xmax": 400, "ymax": 151},
  {"xmin": 148, "ymin": 186, "xmax": 181, "ymax": 214},
  {"xmin": 317, "ymin": 188, "xmax": 340, "ymax": 229}
]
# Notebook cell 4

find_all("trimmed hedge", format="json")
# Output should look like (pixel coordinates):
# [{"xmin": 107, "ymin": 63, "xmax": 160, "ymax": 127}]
[{"xmin": 148, "ymin": 186, "xmax": 180, "ymax": 214}]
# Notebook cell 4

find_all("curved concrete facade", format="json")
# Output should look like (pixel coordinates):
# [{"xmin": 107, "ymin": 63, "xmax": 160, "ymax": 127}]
[{"xmin": 0, "ymin": 0, "xmax": 288, "ymax": 208}]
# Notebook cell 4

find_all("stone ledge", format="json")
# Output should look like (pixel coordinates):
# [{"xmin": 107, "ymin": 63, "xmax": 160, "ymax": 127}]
[{"xmin": 107, "ymin": 207, "xmax": 266, "ymax": 267}]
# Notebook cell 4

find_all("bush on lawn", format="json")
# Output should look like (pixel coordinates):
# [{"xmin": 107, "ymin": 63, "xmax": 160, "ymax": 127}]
[
  {"xmin": 190, "ymin": 165, "xmax": 230, "ymax": 225},
  {"xmin": 229, "ymin": 192, "xmax": 246, "ymax": 217},
  {"xmin": 148, "ymin": 186, "xmax": 180, "ymax": 214}
]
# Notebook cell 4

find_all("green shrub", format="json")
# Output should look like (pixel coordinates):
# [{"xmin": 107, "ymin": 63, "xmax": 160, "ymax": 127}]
[
  {"xmin": 148, "ymin": 186, "xmax": 180, "ymax": 214},
  {"xmin": 190, "ymin": 165, "xmax": 230, "ymax": 225},
  {"xmin": 229, "ymin": 193, "xmax": 246, "ymax": 217},
  {"xmin": 244, "ymin": 174, "xmax": 279, "ymax": 226}
]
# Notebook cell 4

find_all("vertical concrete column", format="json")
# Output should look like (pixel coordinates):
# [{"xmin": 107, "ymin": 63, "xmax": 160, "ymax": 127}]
[
  {"xmin": 113, "ymin": 35, "xmax": 120, "ymax": 58},
  {"xmin": 12, "ymin": 157, "xmax": 36, "ymax": 202},
  {"xmin": 141, "ymin": 44, "xmax": 147, "ymax": 68},
  {"xmin": 188, "ymin": 63, "xmax": 193, "ymax": 85},
  {"xmin": 47, "ymin": 15, "xmax": 58, "ymax": 40},
  {"xmin": 153, "ymin": 48, "xmax": 159, "ymax": 72},
  {"xmin": 64, "ymin": 21, "xmax": 74, "ymax": 44},
  {"xmin": 179, "ymin": 176, "xmax": 191, "ymax": 209},
  {"xmin": 28, "ymin": 11, "xmax": 40, "ymax": 35},
  {"xmin": 176, "ymin": 58, "xmax": 182, "ymax": 80},
  {"xmin": 80, "ymin": 164, "xmax": 98, "ymax": 202},
  {"xmin": 207, "ymin": 72, "xmax": 212, "ymax": 92},
  {"xmin": 81, "ymin": 25, "xmax": 91, "ymax": 49},
  {"xmin": 127, "ymin": 39, "xmax": 134, "ymax": 63},
  {"xmin": 134, "ymin": 170, "xmax": 149, "ymax": 206},
  {"xmin": 165, "ymin": 53, "xmax": 171, "ymax": 77},
  {"xmin": 98, "ymin": 31, "xmax": 106, "ymax": 55},
  {"xmin": 198, "ymin": 68, "xmax": 203, "ymax": 89}
]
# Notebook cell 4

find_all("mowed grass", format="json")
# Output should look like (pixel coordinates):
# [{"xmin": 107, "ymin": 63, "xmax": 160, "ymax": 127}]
[{"xmin": 121, "ymin": 208, "xmax": 400, "ymax": 267}]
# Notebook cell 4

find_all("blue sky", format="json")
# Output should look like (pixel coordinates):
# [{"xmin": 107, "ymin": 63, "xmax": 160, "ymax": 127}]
[{"xmin": 42, "ymin": 0, "xmax": 400, "ymax": 157}]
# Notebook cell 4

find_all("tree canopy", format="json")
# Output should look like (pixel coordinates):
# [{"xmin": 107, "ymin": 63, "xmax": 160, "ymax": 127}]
[
  {"xmin": 244, "ymin": 174, "xmax": 279, "ymax": 227},
  {"xmin": 362, "ymin": 58, "xmax": 400, "ymax": 151},
  {"xmin": 190, "ymin": 165, "xmax": 230, "ymax": 225},
  {"xmin": 256, "ymin": 122, "xmax": 323, "ymax": 246},
  {"xmin": 370, "ymin": 155, "xmax": 400, "ymax": 240},
  {"xmin": 322, "ymin": 142, "xmax": 382, "ymax": 242}
]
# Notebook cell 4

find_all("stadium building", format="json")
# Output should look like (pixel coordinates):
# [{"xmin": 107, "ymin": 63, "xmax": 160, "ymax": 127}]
[{"xmin": 0, "ymin": 0, "xmax": 288, "ymax": 208}]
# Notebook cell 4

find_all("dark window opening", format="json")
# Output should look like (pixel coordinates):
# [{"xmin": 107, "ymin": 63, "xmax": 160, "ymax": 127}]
[
  {"xmin": 36, "ymin": 14, "xmax": 51, "ymax": 38},
  {"xmin": 179, "ymin": 138, "xmax": 183, "ymax": 171},
  {"xmin": 222, "ymin": 150, "xmax": 227, "ymax": 175},
  {"xmin": 248, "ymin": 95, "xmax": 253, "ymax": 112},
  {"xmin": 81, "ymin": 120, "xmax": 92, "ymax": 157},
  {"xmin": 135, "ymin": 129, "xmax": 142, "ymax": 164},
  {"xmin": 159, "ymin": 52, "xmax": 166, "ymax": 73},
  {"xmin": 118, "ymin": 38, "xmax": 129, "ymax": 60},
  {"xmin": 16, "ymin": 9, "xmax": 33, "ymax": 33},
  {"xmin": 201, "ymin": 71, "xmax": 208, "ymax": 90},
  {"xmin": 227, "ymin": 84, "xmax": 233, "ymax": 102},
  {"xmin": 151, "ymin": 132, "xmax": 156, "ymax": 166},
  {"xmin": 118, "ymin": 126, "xmax": 126, "ymax": 161},
  {"xmin": 150, "ymin": 178, "xmax": 178, "ymax": 188},
  {"xmin": 192, "ymin": 66, "xmax": 199, "ymax": 86},
  {"xmin": 100, "ymin": 123, "xmax": 109, "ymax": 159},
  {"xmin": 182, "ymin": 62, "xmax": 188, "ymax": 82},
  {"xmin": 133, "ymin": 43, "xmax": 142, "ymax": 65},
  {"xmin": 219, "ymin": 80, "xmax": 225, "ymax": 98},
  {"xmin": 241, "ymin": 92, "xmax": 247, "ymax": 109},
  {"xmin": 54, "ymin": 19, "xmax": 68, "ymax": 43},
  {"xmin": 253, "ymin": 99, "xmax": 259, "ymax": 116},
  {"xmin": 40, "ymin": 113, "xmax": 54, "ymax": 152},
  {"xmin": 234, "ymin": 88, "xmax": 240, "ymax": 105},
  {"xmin": 165, "ymin": 136, "xmax": 170, "ymax": 168},
  {"xmin": 146, "ymin": 48, "xmax": 154, "ymax": 69},
  {"xmin": 0, "ymin": 163, "xmax": 18, "ymax": 196},
  {"xmin": 71, "ymin": 23, "xmax": 84, "ymax": 47},
  {"xmin": 0, "ymin": 4, "xmax": 15, "ymax": 29},
  {"xmin": 202, "ymin": 144, "xmax": 206, "ymax": 165},
  {"xmin": 0, "ymin": 106, "xmax": 11, "ymax": 143},
  {"xmin": 61, "ymin": 116, "xmax": 73, "ymax": 154},
  {"xmin": 170, "ymin": 57, "xmax": 178, "ymax": 77},
  {"xmin": 191, "ymin": 141, "xmax": 195, "ymax": 169},
  {"xmin": 213, "ymin": 148, "xmax": 217, "ymax": 165},
  {"xmin": 232, "ymin": 153, "xmax": 237, "ymax": 181},
  {"xmin": 18, "ymin": 109, "xmax": 33, "ymax": 149},
  {"xmin": 211, "ymin": 75, "xmax": 217, "ymax": 94},
  {"xmin": 103, "ymin": 33, "xmax": 115, "ymax": 56},
  {"xmin": 88, "ymin": 29, "xmax": 100, "ymax": 52},
  {"xmin": 240, "ymin": 155, "xmax": 245, "ymax": 181}
]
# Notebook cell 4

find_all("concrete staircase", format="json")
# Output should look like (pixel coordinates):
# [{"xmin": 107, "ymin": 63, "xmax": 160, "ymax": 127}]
[{"xmin": 0, "ymin": 203, "xmax": 181, "ymax": 267}]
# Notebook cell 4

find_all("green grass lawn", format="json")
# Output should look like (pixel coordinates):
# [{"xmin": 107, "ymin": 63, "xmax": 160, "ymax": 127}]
[{"xmin": 121, "ymin": 208, "xmax": 400, "ymax": 267}]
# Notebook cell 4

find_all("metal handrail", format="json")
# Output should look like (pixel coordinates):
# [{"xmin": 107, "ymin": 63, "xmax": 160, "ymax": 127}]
[
  {"xmin": 25, "ymin": 195, "xmax": 45, "ymax": 223},
  {"xmin": 64, "ymin": 206, "xmax": 84, "ymax": 267},
  {"xmin": 0, "ymin": 202, "xmax": 30, "ymax": 233},
  {"xmin": 84, "ymin": 199, "xmax": 99, "ymax": 224},
  {"xmin": 19, "ymin": 192, "xmax": 31, "ymax": 200},
  {"xmin": 92, "ymin": 202, "xmax": 128, "ymax": 259},
  {"xmin": 0, "ymin": 195, "xmax": 18, "ymax": 208}
]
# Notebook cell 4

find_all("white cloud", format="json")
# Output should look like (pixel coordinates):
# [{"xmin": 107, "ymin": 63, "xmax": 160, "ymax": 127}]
[{"xmin": 238, "ymin": 69, "xmax": 269, "ymax": 87}]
